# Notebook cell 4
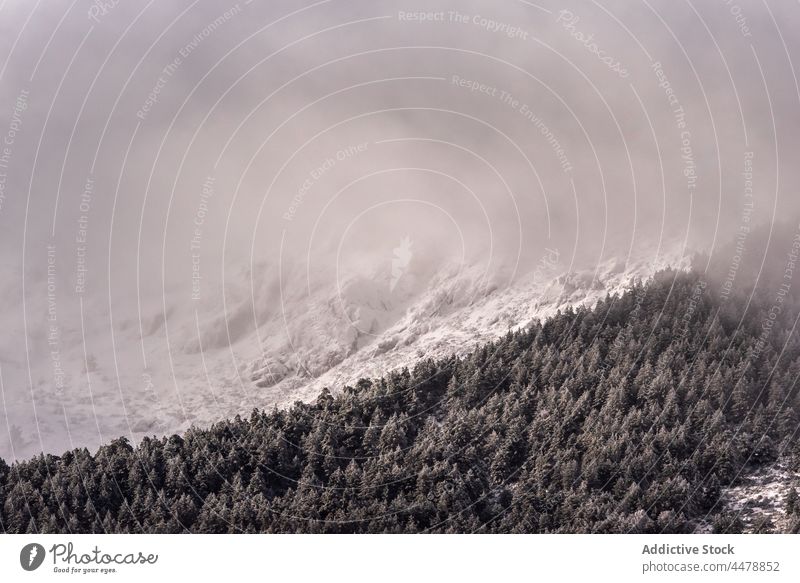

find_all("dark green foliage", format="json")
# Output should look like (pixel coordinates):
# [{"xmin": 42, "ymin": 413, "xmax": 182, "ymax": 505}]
[{"xmin": 1, "ymin": 270, "xmax": 798, "ymax": 533}]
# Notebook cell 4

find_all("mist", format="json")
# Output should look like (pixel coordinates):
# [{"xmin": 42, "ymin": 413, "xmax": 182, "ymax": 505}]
[{"xmin": 1, "ymin": 0, "xmax": 799, "ymax": 458}]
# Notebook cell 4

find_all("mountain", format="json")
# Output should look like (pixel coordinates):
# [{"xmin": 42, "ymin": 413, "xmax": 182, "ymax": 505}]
[
  {"xmin": 2, "ymin": 262, "xmax": 798, "ymax": 533},
  {"xmin": 245, "ymin": 244, "xmax": 690, "ymax": 404},
  {"xmin": 0, "ymin": 241, "xmax": 688, "ymax": 460}
]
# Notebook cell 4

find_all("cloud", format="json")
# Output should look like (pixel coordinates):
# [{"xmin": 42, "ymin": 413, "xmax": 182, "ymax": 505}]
[{"xmin": 1, "ymin": 0, "xmax": 799, "ymax": 456}]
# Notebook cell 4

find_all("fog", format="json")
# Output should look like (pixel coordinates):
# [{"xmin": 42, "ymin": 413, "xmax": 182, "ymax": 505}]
[{"xmin": 1, "ymin": 0, "xmax": 799, "ymax": 457}]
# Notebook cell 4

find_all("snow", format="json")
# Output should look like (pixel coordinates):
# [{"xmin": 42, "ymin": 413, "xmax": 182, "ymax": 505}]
[
  {"xmin": 716, "ymin": 460, "xmax": 800, "ymax": 533},
  {"xmin": 0, "ymin": 243, "xmax": 690, "ymax": 460}
]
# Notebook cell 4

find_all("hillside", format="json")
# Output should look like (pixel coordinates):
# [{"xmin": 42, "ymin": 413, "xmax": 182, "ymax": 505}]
[
  {"xmin": 0, "ymin": 242, "xmax": 686, "ymax": 461},
  {"xmin": 2, "ymin": 264, "xmax": 799, "ymax": 533}
]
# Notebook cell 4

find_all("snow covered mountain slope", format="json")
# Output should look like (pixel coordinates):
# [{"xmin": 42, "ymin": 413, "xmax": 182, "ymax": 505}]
[
  {"xmin": 246, "ymin": 247, "xmax": 691, "ymax": 406},
  {"xmin": 0, "ymin": 243, "xmax": 690, "ymax": 460}
]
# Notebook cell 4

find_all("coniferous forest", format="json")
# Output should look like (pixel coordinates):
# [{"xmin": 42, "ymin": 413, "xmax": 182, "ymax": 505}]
[{"xmin": 2, "ymin": 256, "xmax": 800, "ymax": 533}]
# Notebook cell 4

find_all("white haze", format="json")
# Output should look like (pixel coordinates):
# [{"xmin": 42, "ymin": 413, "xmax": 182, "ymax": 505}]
[{"xmin": 0, "ymin": 0, "xmax": 799, "ymax": 458}]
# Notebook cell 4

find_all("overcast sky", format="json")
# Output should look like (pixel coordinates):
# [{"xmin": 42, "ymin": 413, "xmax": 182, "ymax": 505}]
[
  {"xmin": 1, "ymin": 0, "xmax": 800, "ymax": 456},
  {"xmin": 2, "ymin": 0, "xmax": 799, "ymax": 294}
]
